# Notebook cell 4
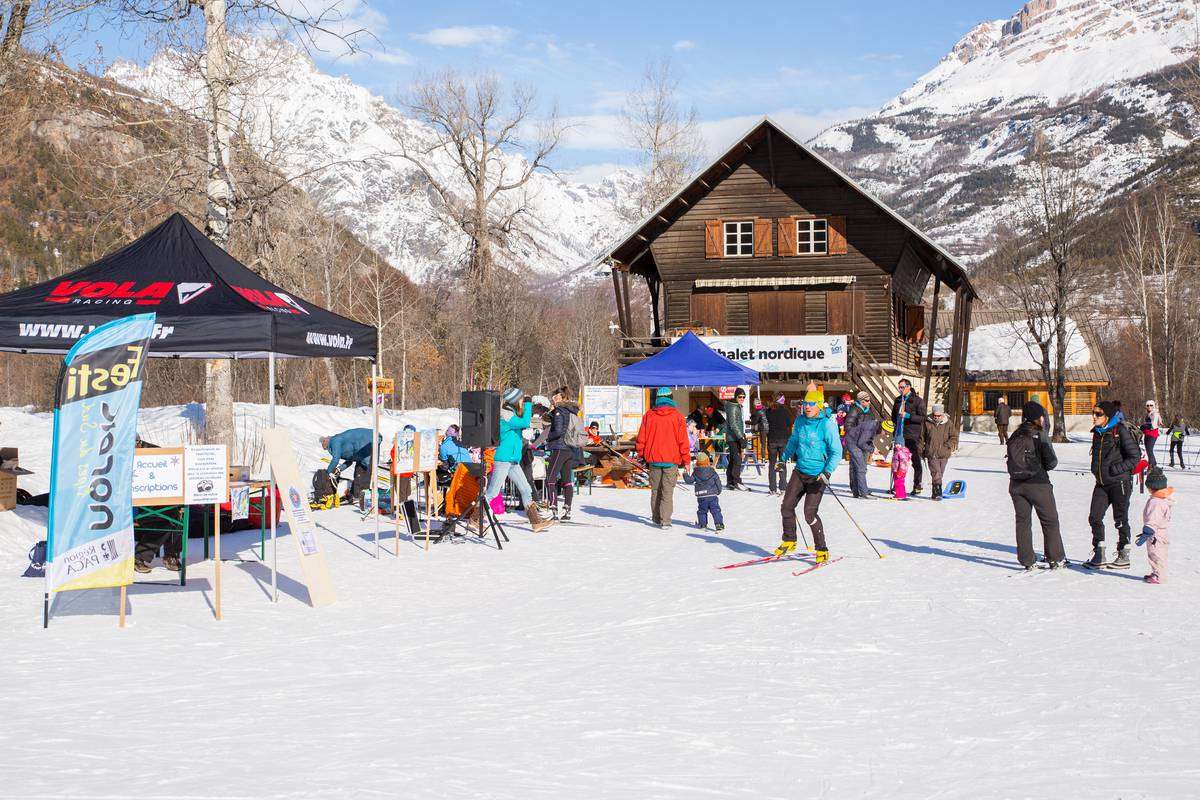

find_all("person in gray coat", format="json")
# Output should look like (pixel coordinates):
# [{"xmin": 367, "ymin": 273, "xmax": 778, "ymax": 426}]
[
  {"xmin": 843, "ymin": 392, "xmax": 880, "ymax": 499},
  {"xmin": 994, "ymin": 395, "xmax": 1012, "ymax": 444}
]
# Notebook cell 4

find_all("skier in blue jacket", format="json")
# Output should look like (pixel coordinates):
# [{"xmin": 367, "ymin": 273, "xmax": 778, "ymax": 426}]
[{"xmin": 774, "ymin": 383, "xmax": 843, "ymax": 562}]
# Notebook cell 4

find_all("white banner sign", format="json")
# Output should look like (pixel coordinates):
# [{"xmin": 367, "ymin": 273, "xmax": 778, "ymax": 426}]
[
  {"xmin": 184, "ymin": 444, "xmax": 229, "ymax": 505},
  {"xmin": 701, "ymin": 335, "xmax": 848, "ymax": 373}
]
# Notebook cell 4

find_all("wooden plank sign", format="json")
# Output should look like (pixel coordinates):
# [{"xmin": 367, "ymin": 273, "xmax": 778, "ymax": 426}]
[
  {"xmin": 261, "ymin": 428, "xmax": 336, "ymax": 608},
  {"xmin": 132, "ymin": 447, "xmax": 184, "ymax": 506},
  {"xmin": 368, "ymin": 377, "xmax": 395, "ymax": 394}
]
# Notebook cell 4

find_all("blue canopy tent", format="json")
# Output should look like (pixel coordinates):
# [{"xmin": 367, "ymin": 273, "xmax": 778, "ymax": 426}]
[{"xmin": 617, "ymin": 331, "xmax": 759, "ymax": 387}]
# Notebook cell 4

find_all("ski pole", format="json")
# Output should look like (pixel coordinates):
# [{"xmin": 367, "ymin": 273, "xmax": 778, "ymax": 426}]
[{"xmin": 821, "ymin": 475, "xmax": 884, "ymax": 559}]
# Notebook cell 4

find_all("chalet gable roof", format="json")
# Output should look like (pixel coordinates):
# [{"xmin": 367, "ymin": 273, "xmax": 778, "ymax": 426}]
[{"xmin": 602, "ymin": 116, "xmax": 977, "ymax": 299}]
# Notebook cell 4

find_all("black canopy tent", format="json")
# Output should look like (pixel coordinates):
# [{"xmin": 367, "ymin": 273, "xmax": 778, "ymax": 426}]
[{"xmin": 0, "ymin": 213, "xmax": 384, "ymax": 602}]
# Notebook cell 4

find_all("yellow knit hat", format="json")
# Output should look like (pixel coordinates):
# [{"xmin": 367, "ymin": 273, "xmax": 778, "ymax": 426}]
[{"xmin": 804, "ymin": 381, "xmax": 824, "ymax": 404}]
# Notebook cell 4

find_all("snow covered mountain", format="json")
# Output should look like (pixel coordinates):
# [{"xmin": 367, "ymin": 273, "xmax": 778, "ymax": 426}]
[
  {"xmin": 811, "ymin": 0, "xmax": 1198, "ymax": 261},
  {"xmin": 107, "ymin": 41, "xmax": 635, "ymax": 283}
]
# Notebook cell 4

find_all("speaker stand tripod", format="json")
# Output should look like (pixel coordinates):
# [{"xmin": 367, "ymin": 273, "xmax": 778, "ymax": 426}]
[{"xmin": 468, "ymin": 463, "xmax": 509, "ymax": 550}]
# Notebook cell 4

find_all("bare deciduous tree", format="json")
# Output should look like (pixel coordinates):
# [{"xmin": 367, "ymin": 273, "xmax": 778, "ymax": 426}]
[{"xmin": 619, "ymin": 57, "xmax": 703, "ymax": 221}]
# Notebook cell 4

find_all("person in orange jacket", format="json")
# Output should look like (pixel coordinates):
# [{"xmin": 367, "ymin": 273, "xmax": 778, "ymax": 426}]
[{"xmin": 636, "ymin": 386, "xmax": 691, "ymax": 529}]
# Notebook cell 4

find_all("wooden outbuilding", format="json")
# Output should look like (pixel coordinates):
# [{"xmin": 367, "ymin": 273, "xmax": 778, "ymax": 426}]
[{"xmin": 603, "ymin": 117, "xmax": 978, "ymax": 431}]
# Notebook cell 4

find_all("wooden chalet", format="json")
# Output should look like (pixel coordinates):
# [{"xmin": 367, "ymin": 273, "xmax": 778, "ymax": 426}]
[{"xmin": 604, "ymin": 117, "xmax": 978, "ymax": 429}]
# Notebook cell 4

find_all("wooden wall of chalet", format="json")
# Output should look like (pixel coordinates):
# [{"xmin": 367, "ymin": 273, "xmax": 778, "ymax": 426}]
[{"xmin": 649, "ymin": 136, "xmax": 924, "ymax": 367}]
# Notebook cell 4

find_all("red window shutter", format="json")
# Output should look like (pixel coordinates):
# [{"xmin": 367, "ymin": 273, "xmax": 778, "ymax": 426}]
[
  {"xmin": 753, "ymin": 218, "xmax": 772, "ymax": 257},
  {"xmin": 777, "ymin": 217, "xmax": 797, "ymax": 257},
  {"xmin": 705, "ymin": 219, "xmax": 722, "ymax": 259},
  {"xmin": 828, "ymin": 216, "xmax": 848, "ymax": 255}
]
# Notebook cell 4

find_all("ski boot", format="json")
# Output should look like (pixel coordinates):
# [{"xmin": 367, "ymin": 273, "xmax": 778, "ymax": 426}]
[
  {"xmin": 1109, "ymin": 548, "xmax": 1131, "ymax": 570},
  {"xmin": 815, "ymin": 549, "xmax": 831, "ymax": 564},
  {"xmin": 561, "ymin": 503, "xmax": 572, "ymax": 522},
  {"xmin": 772, "ymin": 540, "xmax": 797, "ymax": 558},
  {"xmin": 1082, "ymin": 545, "xmax": 1107, "ymax": 569},
  {"xmin": 911, "ymin": 485, "xmax": 923, "ymax": 497},
  {"xmin": 715, "ymin": 522, "xmax": 725, "ymax": 533},
  {"xmin": 932, "ymin": 482, "xmax": 943, "ymax": 501}
]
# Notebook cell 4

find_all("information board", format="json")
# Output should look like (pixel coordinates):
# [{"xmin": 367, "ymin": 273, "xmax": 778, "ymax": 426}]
[
  {"xmin": 184, "ymin": 444, "xmax": 229, "ymax": 504},
  {"xmin": 132, "ymin": 447, "xmax": 184, "ymax": 506}
]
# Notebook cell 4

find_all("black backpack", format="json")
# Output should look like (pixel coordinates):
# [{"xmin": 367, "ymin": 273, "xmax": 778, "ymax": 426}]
[
  {"xmin": 312, "ymin": 469, "xmax": 337, "ymax": 500},
  {"xmin": 1005, "ymin": 432, "xmax": 1039, "ymax": 480}
]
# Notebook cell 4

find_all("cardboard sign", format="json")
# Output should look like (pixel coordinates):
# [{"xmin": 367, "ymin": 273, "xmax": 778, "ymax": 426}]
[
  {"xmin": 368, "ymin": 377, "xmax": 395, "ymax": 394},
  {"xmin": 132, "ymin": 447, "xmax": 184, "ymax": 506},
  {"xmin": 261, "ymin": 428, "xmax": 336, "ymax": 608},
  {"xmin": 184, "ymin": 444, "xmax": 229, "ymax": 504},
  {"xmin": 416, "ymin": 429, "xmax": 438, "ymax": 473}
]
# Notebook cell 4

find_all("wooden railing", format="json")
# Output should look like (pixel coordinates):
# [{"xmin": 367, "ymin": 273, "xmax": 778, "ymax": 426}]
[{"xmin": 848, "ymin": 335, "xmax": 893, "ymax": 412}]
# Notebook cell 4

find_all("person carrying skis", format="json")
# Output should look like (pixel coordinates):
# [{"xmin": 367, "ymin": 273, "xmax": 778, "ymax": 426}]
[
  {"xmin": 1006, "ymin": 400, "xmax": 1066, "ymax": 570},
  {"xmin": 635, "ymin": 387, "xmax": 691, "ymax": 529},
  {"xmin": 1167, "ymin": 416, "xmax": 1189, "ymax": 469},
  {"xmin": 765, "ymin": 394, "xmax": 794, "ymax": 496},
  {"xmin": 723, "ymin": 388, "xmax": 748, "ymax": 490},
  {"xmin": 922, "ymin": 403, "xmax": 954, "ymax": 501},
  {"xmin": 1084, "ymin": 400, "xmax": 1141, "ymax": 569},
  {"xmin": 691, "ymin": 452, "xmax": 724, "ymax": 532},
  {"xmin": 544, "ymin": 387, "xmax": 585, "ymax": 520},
  {"xmin": 994, "ymin": 395, "xmax": 1012, "ymax": 445},
  {"xmin": 1138, "ymin": 467, "xmax": 1175, "ymax": 584},
  {"xmin": 486, "ymin": 388, "xmax": 556, "ymax": 533},
  {"xmin": 889, "ymin": 378, "xmax": 927, "ymax": 495},
  {"xmin": 843, "ymin": 391, "xmax": 879, "ymax": 499},
  {"xmin": 1141, "ymin": 400, "xmax": 1163, "ymax": 467},
  {"xmin": 774, "ymin": 383, "xmax": 842, "ymax": 563}
]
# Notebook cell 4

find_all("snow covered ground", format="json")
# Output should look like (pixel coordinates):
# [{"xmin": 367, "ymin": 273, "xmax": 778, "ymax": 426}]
[{"xmin": 1, "ymin": 410, "xmax": 1198, "ymax": 799}]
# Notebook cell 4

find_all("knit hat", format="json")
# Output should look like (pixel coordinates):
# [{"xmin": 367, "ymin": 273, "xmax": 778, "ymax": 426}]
[
  {"xmin": 776, "ymin": 394, "xmax": 787, "ymax": 404},
  {"xmin": 1022, "ymin": 400, "xmax": 1046, "ymax": 423},
  {"xmin": 734, "ymin": 387, "xmax": 746, "ymax": 399},
  {"xmin": 656, "ymin": 387, "xmax": 672, "ymax": 399},
  {"xmin": 931, "ymin": 403, "xmax": 945, "ymax": 415},
  {"xmin": 1096, "ymin": 400, "xmax": 1117, "ymax": 420},
  {"xmin": 695, "ymin": 452, "xmax": 711, "ymax": 467},
  {"xmin": 803, "ymin": 381, "xmax": 823, "ymax": 405},
  {"xmin": 856, "ymin": 391, "xmax": 870, "ymax": 402},
  {"xmin": 502, "ymin": 387, "xmax": 523, "ymax": 407},
  {"xmin": 1146, "ymin": 466, "xmax": 1168, "ymax": 491}
]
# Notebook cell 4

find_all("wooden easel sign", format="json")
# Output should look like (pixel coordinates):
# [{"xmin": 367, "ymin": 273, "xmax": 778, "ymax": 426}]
[{"xmin": 261, "ymin": 428, "xmax": 336, "ymax": 608}]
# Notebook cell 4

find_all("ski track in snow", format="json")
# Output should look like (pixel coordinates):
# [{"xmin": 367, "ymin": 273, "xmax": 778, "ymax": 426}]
[{"xmin": 1, "ymin": 413, "xmax": 1198, "ymax": 799}]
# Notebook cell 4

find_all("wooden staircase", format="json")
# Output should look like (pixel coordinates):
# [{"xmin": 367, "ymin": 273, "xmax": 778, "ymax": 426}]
[{"xmin": 847, "ymin": 335, "xmax": 893, "ymax": 412}]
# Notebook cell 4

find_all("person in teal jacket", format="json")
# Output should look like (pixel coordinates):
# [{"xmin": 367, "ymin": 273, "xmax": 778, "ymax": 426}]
[
  {"xmin": 774, "ymin": 384, "xmax": 843, "ymax": 562},
  {"xmin": 486, "ymin": 388, "xmax": 555, "ymax": 532}
]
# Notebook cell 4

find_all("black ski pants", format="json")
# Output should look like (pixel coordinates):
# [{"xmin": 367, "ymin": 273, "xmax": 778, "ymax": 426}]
[
  {"xmin": 767, "ymin": 443, "xmax": 788, "ymax": 492},
  {"xmin": 781, "ymin": 470, "xmax": 827, "ymax": 550},
  {"xmin": 726, "ymin": 438, "xmax": 744, "ymax": 488},
  {"xmin": 1009, "ymin": 482, "xmax": 1065, "ymax": 568},
  {"xmin": 1089, "ymin": 478, "xmax": 1132, "ymax": 549},
  {"xmin": 545, "ymin": 447, "xmax": 577, "ymax": 508},
  {"xmin": 1169, "ymin": 439, "xmax": 1184, "ymax": 467},
  {"xmin": 997, "ymin": 423, "xmax": 1009, "ymax": 445},
  {"xmin": 1144, "ymin": 434, "xmax": 1158, "ymax": 467}
]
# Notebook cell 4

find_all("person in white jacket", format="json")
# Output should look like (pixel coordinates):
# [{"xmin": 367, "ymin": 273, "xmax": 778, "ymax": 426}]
[{"xmin": 1142, "ymin": 400, "xmax": 1163, "ymax": 468}]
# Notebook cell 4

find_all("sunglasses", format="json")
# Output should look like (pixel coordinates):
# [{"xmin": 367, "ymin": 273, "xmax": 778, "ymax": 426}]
[
  {"xmin": 801, "ymin": 401, "xmax": 819, "ymax": 408},
  {"xmin": 1092, "ymin": 411, "xmax": 1105, "ymax": 417}
]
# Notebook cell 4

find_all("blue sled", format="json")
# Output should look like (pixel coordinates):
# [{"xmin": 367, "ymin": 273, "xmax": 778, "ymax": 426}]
[{"xmin": 942, "ymin": 479, "xmax": 966, "ymax": 499}]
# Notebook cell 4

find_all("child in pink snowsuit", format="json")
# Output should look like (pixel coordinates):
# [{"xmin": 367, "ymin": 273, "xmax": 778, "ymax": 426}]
[
  {"xmin": 1137, "ymin": 467, "xmax": 1174, "ymax": 584},
  {"xmin": 892, "ymin": 444, "xmax": 912, "ymax": 501}
]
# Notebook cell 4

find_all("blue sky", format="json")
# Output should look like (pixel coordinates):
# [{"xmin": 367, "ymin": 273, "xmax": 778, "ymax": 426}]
[{"xmin": 58, "ymin": 0, "xmax": 1020, "ymax": 179}]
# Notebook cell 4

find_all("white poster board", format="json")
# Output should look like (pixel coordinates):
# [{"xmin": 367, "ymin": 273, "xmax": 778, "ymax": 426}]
[
  {"xmin": 416, "ymin": 429, "xmax": 438, "ymax": 473},
  {"xmin": 132, "ymin": 448, "xmax": 184, "ymax": 506},
  {"xmin": 583, "ymin": 385, "xmax": 620, "ymax": 435},
  {"xmin": 699, "ymin": 335, "xmax": 847, "ymax": 372},
  {"xmin": 184, "ymin": 444, "xmax": 229, "ymax": 504},
  {"xmin": 618, "ymin": 386, "xmax": 645, "ymax": 435},
  {"xmin": 261, "ymin": 428, "xmax": 336, "ymax": 608},
  {"xmin": 393, "ymin": 429, "xmax": 415, "ymax": 476}
]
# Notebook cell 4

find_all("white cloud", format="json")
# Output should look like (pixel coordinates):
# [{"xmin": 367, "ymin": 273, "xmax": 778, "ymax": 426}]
[
  {"xmin": 564, "ymin": 162, "xmax": 637, "ymax": 185},
  {"xmin": 672, "ymin": 39, "xmax": 697, "ymax": 51},
  {"xmin": 558, "ymin": 114, "xmax": 627, "ymax": 150},
  {"xmin": 412, "ymin": 25, "xmax": 515, "ymax": 48},
  {"xmin": 366, "ymin": 48, "xmax": 413, "ymax": 65},
  {"xmin": 698, "ymin": 108, "xmax": 877, "ymax": 154}
]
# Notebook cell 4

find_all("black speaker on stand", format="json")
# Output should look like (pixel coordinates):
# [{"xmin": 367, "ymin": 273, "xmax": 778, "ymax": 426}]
[{"xmin": 460, "ymin": 391, "xmax": 507, "ymax": 548}]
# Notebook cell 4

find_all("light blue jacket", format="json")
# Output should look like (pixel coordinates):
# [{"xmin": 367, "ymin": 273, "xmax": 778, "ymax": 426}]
[
  {"xmin": 781, "ymin": 409, "xmax": 842, "ymax": 477},
  {"xmin": 439, "ymin": 436, "xmax": 474, "ymax": 468},
  {"xmin": 495, "ymin": 401, "xmax": 532, "ymax": 463}
]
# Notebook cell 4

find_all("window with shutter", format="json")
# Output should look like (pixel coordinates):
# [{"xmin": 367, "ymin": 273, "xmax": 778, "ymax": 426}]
[
  {"xmin": 796, "ymin": 218, "xmax": 828, "ymax": 255},
  {"xmin": 723, "ymin": 220, "xmax": 754, "ymax": 257},
  {"xmin": 905, "ymin": 305, "xmax": 926, "ymax": 343}
]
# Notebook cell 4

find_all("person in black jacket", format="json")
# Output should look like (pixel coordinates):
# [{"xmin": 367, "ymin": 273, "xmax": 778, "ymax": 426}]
[
  {"xmin": 843, "ymin": 391, "xmax": 880, "ymax": 498},
  {"xmin": 1084, "ymin": 400, "xmax": 1142, "ymax": 569},
  {"xmin": 764, "ymin": 394, "xmax": 795, "ymax": 495},
  {"xmin": 691, "ymin": 452, "xmax": 724, "ymax": 531},
  {"xmin": 994, "ymin": 396, "xmax": 1012, "ymax": 444},
  {"xmin": 543, "ymin": 388, "xmax": 583, "ymax": 520},
  {"xmin": 1006, "ymin": 401, "xmax": 1066, "ymax": 570},
  {"xmin": 889, "ymin": 379, "xmax": 927, "ymax": 495}
]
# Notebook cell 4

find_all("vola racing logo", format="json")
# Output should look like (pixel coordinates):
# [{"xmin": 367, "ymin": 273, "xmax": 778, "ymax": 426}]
[
  {"xmin": 233, "ymin": 287, "xmax": 309, "ymax": 314},
  {"xmin": 47, "ymin": 280, "xmax": 174, "ymax": 306},
  {"xmin": 176, "ymin": 282, "xmax": 213, "ymax": 305}
]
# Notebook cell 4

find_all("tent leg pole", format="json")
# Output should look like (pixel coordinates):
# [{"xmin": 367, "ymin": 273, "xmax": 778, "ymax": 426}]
[
  {"xmin": 372, "ymin": 361, "xmax": 380, "ymax": 559},
  {"xmin": 269, "ymin": 352, "xmax": 277, "ymax": 604}
]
